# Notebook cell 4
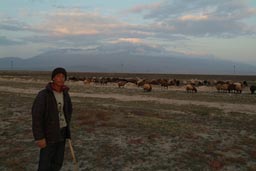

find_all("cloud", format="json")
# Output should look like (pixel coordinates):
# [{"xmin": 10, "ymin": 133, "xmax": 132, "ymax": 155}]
[
  {"xmin": 110, "ymin": 38, "xmax": 143, "ymax": 44},
  {"xmin": 0, "ymin": 18, "xmax": 30, "ymax": 31},
  {"xmin": 0, "ymin": 36, "xmax": 24, "ymax": 46},
  {"xmin": 9, "ymin": 8, "xmax": 189, "ymax": 52},
  {"xmin": 142, "ymin": 0, "xmax": 252, "ymax": 19},
  {"xmin": 0, "ymin": 17, "xmax": 50, "ymax": 35},
  {"xmin": 38, "ymin": 10, "xmax": 125, "ymax": 36},
  {"xmin": 136, "ymin": 0, "xmax": 256, "ymax": 36},
  {"xmin": 153, "ymin": 17, "xmax": 249, "ymax": 37},
  {"xmin": 125, "ymin": 2, "xmax": 163, "ymax": 13},
  {"xmin": 28, "ymin": 0, "xmax": 58, "ymax": 4},
  {"xmin": 179, "ymin": 14, "xmax": 208, "ymax": 21},
  {"xmin": 2, "ymin": 1, "xmax": 255, "ymax": 54},
  {"xmin": 19, "ymin": 9, "xmax": 158, "ymax": 47}
]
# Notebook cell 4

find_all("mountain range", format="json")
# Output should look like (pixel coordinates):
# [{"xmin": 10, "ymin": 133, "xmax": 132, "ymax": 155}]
[{"xmin": 0, "ymin": 43, "xmax": 255, "ymax": 75}]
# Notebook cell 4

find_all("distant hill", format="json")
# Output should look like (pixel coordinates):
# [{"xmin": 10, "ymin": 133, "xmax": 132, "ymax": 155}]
[{"xmin": 0, "ymin": 45, "xmax": 256, "ymax": 75}]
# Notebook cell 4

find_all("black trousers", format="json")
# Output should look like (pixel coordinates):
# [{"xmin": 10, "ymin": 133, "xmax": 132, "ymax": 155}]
[
  {"xmin": 38, "ymin": 140, "xmax": 66, "ymax": 171},
  {"xmin": 38, "ymin": 128, "xmax": 67, "ymax": 171}
]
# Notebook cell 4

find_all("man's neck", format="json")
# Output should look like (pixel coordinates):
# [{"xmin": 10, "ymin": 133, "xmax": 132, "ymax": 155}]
[{"xmin": 52, "ymin": 83, "xmax": 63, "ymax": 92}]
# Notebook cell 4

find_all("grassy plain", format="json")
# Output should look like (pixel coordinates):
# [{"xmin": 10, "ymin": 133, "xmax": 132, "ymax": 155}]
[{"xmin": 0, "ymin": 71, "xmax": 256, "ymax": 171}]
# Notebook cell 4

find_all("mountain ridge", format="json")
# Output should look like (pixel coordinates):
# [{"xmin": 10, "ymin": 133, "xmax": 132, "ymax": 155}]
[{"xmin": 0, "ymin": 48, "xmax": 255, "ymax": 75}]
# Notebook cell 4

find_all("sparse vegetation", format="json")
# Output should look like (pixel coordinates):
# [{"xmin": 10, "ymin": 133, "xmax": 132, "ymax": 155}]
[{"xmin": 0, "ymin": 71, "xmax": 256, "ymax": 170}]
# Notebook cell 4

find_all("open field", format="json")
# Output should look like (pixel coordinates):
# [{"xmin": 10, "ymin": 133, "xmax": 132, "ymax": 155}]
[{"xmin": 0, "ymin": 71, "xmax": 256, "ymax": 171}]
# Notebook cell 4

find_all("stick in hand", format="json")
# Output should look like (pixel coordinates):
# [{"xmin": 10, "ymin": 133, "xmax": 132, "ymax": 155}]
[{"xmin": 68, "ymin": 139, "xmax": 79, "ymax": 171}]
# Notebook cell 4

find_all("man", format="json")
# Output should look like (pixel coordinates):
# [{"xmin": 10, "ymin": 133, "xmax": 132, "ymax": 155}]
[{"xmin": 32, "ymin": 67, "xmax": 73, "ymax": 171}]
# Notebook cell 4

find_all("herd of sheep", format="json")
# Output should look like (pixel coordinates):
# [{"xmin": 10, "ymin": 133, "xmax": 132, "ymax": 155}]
[{"xmin": 68, "ymin": 76, "xmax": 256, "ymax": 94}]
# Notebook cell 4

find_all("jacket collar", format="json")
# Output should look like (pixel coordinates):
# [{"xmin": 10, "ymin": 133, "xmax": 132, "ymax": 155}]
[{"xmin": 46, "ymin": 82, "xmax": 69, "ymax": 93}]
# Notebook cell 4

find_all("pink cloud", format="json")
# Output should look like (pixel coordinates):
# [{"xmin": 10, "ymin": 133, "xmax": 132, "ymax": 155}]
[
  {"xmin": 37, "ymin": 10, "xmax": 127, "ymax": 36},
  {"xmin": 127, "ymin": 2, "xmax": 162, "ymax": 13},
  {"xmin": 111, "ymin": 38, "xmax": 143, "ymax": 44},
  {"xmin": 179, "ymin": 15, "xmax": 209, "ymax": 21}
]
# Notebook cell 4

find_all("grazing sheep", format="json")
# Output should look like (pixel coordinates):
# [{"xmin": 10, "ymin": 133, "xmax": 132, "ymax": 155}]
[
  {"xmin": 216, "ymin": 83, "xmax": 229, "ymax": 93},
  {"xmin": 68, "ymin": 76, "xmax": 79, "ymax": 81},
  {"xmin": 233, "ymin": 82, "xmax": 243, "ymax": 94},
  {"xmin": 228, "ymin": 84, "xmax": 236, "ymax": 93},
  {"xmin": 186, "ymin": 84, "xmax": 197, "ymax": 93},
  {"xmin": 100, "ymin": 78, "xmax": 108, "ymax": 85},
  {"xmin": 235, "ymin": 84, "xmax": 242, "ymax": 93},
  {"xmin": 160, "ymin": 82, "xmax": 169, "ymax": 89},
  {"xmin": 83, "ymin": 78, "xmax": 92, "ymax": 85},
  {"xmin": 143, "ymin": 83, "xmax": 152, "ymax": 92},
  {"xmin": 216, "ymin": 83, "xmax": 222, "ymax": 92},
  {"xmin": 175, "ymin": 79, "xmax": 180, "ymax": 86},
  {"xmin": 216, "ymin": 81, "xmax": 225, "ymax": 85},
  {"xmin": 126, "ymin": 78, "xmax": 138, "ymax": 84},
  {"xmin": 137, "ymin": 80, "xmax": 146, "ymax": 87},
  {"xmin": 203, "ymin": 80, "xmax": 211, "ymax": 86},
  {"xmin": 150, "ymin": 79, "xmax": 159, "ymax": 85},
  {"xmin": 168, "ymin": 79, "xmax": 180, "ymax": 86},
  {"xmin": 243, "ymin": 80, "xmax": 248, "ymax": 87},
  {"xmin": 221, "ymin": 83, "xmax": 229, "ymax": 93},
  {"xmin": 118, "ymin": 81, "xmax": 127, "ymax": 88},
  {"xmin": 197, "ymin": 81, "xmax": 204, "ymax": 86},
  {"xmin": 250, "ymin": 85, "xmax": 256, "ymax": 94},
  {"xmin": 168, "ymin": 79, "xmax": 175, "ymax": 86}
]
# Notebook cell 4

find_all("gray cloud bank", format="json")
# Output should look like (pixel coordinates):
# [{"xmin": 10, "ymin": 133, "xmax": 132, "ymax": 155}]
[{"xmin": 0, "ymin": 0, "xmax": 255, "ymax": 67}]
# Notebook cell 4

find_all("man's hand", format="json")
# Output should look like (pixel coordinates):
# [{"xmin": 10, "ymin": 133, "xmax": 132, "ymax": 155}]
[{"xmin": 36, "ymin": 139, "xmax": 47, "ymax": 149}]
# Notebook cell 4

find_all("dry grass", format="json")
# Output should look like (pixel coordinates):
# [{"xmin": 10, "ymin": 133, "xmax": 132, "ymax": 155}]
[{"xmin": 0, "ymin": 71, "xmax": 256, "ymax": 170}]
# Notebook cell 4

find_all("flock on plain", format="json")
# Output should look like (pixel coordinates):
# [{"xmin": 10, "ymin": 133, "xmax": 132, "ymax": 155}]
[{"xmin": 68, "ymin": 76, "xmax": 256, "ymax": 94}]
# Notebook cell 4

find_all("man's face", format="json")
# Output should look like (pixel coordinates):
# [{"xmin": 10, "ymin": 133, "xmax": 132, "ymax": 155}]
[{"xmin": 53, "ymin": 73, "xmax": 65, "ymax": 86}]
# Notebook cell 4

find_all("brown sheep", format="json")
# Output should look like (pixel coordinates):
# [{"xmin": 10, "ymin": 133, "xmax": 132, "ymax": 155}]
[
  {"xmin": 100, "ymin": 78, "xmax": 108, "ymax": 85},
  {"xmin": 228, "ymin": 84, "xmax": 236, "ymax": 93},
  {"xmin": 118, "ymin": 81, "xmax": 127, "ymax": 88},
  {"xmin": 160, "ymin": 82, "xmax": 169, "ymax": 89},
  {"xmin": 126, "ymin": 78, "xmax": 138, "ymax": 84},
  {"xmin": 228, "ymin": 83, "xmax": 243, "ymax": 93},
  {"xmin": 250, "ymin": 85, "xmax": 256, "ymax": 94},
  {"xmin": 216, "ymin": 83, "xmax": 229, "ymax": 93},
  {"xmin": 143, "ymin": 83, "xmax": 152, "ymax": 92},
  {"xmin": 149, "ymin": 79, "xmax": 159, "ymax": 85},
  {"xmin": 216, "ymin": 83, "xmax": 222, "ymax": 92},
  {"xmin": 221, "ymin": 83, "xmax": 229, "ymax": 93},
  {"xmin": 83, "ymin": 79, "xmax": 91, "ymax": 85},
  {"xmin": 233, "ymin": 83, "xmax": 243, "ymax": 94},
  {"xmin": 186, "ymin": 84, "xmax": 197, "ymax": 93},
  {"xmin": 137, "ymin": 80, "xmax": 146, "ymax": 87}
]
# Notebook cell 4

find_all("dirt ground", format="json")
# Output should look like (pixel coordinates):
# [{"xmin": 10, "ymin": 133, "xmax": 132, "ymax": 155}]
[{"xmin": 0, "ymin": 72, "xmax": 256, "ymax": 171}]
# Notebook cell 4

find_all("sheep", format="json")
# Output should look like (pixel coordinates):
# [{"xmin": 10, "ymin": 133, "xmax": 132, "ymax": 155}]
[
  {"xmin": 216, "ymin": 83, "xmax": 222, "ymax": 92},
  {"xmin": 83, "ymin": 78, "xmax": 92, "ymax": 85},
  {"xmin": 99, "ymin": 78, "xmax": 108, "ymax": 85},
  {"xmin": 233, "ymin": 82, "xmax": 243, "ymax": 94},
  {"xmin": 250, "ymin": 85, "xmax": 256, "ymax": 94},
  {"xmin": 118, "ymin": 81, "xmax": 127, "ymax": 88},
  {"xmin": 149, "ymin": 79, "xmax": 159, "ymax": 85},
  {"xmin": 216, "ymin": 83, "xmax": 229, "ymax": 93},
  {"xmin": 168, "ymin": 79, "xmax": 180, "ymax": 86},
  {"xmin": 143, "ymin": 83, "xmax": 152, "ymax": 92},
  {"xmin": 160, "ymin": 82, "xmax": 169, "ymax": 89},
  {"xmin": 221, "ymin": 83, "xmax": 229, "ymax": 93},
  {"xmin": 186, "ymin": 84, "xmax": 197, "ymax": 93},
  {"xmin": 243, "ymin": 80, "xmax": 248, "ymax": 87},
  {"xmin": 228, "ymin": 84, "xmax": 236, "ymax": 93},
  {"xmin": 137, "ymin": 80, "xmax": 146, "ymax": 87}
]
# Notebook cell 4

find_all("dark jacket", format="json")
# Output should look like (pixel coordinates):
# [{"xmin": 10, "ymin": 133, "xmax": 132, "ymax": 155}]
[{"xmin": 32, "ymin": 83, "xmax": 73, "ymax": 144}]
